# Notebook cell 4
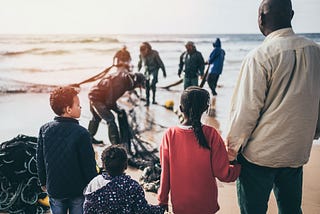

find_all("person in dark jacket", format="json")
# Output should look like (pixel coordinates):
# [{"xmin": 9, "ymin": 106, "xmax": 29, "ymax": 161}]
[
  {"xmin": 206, "ymin": 38, "xmax": 225, "ymax": 96},
  {"xmin": 83, "ymin": 145, "xmax": 165, "ymax": 214},
  {"xmin": 138, "ymin": 42, "xmax": 166, "ymax": 106},
  {"xmin": 36, "ymin": 86, "xmax": 98, "ymax": 214},
  {"xmin": 88, "ymin": 66, "xmax": 145, "ymax": 145},
  {"xmin": 178, "ymin": 41, "xmax": 205, "ymax": 89}
]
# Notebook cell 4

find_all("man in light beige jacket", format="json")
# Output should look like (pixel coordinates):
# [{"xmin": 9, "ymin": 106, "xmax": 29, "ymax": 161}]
[{"xmin": 226, "ymin": 0, "xmax": 320, "ymax": 213}]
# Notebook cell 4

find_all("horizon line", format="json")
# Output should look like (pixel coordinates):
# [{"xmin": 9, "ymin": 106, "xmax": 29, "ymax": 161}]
[{"xmin": 0, "ymin": 32, "xmax": 319, "ymax": 36}]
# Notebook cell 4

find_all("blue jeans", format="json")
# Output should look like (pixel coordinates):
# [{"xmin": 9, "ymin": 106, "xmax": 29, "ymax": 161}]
[{"xmin": 49, "ymin": 196, "xmax": 84, "ymax": 214}]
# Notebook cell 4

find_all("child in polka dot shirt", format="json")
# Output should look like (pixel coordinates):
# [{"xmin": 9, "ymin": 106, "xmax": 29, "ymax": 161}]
[{"xmin": 83, "ymin": 145, "xmax": 165, "ymax": 214}]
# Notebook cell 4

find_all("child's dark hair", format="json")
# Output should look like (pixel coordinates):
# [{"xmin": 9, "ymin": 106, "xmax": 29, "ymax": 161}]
[
  {"xmin": 101, "ymin": 145, "xmax": 128, "ymax": 176},
  {"xmin": 180, "ymin": 86, "xmax": 210, "ymax": 149},
  {"xmin": 50, "ymin": 86, "xmax": 78, "ymax": 116}
]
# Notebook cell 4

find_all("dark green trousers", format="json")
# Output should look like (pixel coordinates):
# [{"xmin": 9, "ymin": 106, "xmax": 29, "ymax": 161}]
[{"xmin": 237, "ymin": 154, "xmax": 303, "ymax": 214}]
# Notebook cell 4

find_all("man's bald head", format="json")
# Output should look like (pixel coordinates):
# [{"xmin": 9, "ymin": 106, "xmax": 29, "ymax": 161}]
[{"xmin": 258, "ymin": 0, "xmax": 294, "ymax": 36}]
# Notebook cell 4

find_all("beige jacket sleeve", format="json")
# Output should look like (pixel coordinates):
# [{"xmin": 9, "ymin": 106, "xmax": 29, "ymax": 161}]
[
  {"xmin": 226, "ymin": 55, "xmax": 268, "ymax": 151},
  {"xmin": 315, "ymin": 100, "xmax": 320, "ymax": 140}
]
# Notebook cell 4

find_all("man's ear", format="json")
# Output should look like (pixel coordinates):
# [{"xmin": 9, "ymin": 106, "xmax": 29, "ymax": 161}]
[{"xmin": 258, "ymin": 12, "xmax": 264, "ymax": 27}]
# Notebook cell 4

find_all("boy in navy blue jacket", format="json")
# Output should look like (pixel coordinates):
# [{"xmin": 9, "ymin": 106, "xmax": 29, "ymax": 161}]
[{"xmin": 36, "ymin": 86, "xmax": 97, "ymax": 214}]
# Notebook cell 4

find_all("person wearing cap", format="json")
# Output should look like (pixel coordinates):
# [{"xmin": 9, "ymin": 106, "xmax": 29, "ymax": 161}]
[
  {"xmin": 87, "ymin": 65, "xmax": 145, "ymax": 145},
  {"xmin": 206, "ymin": 38, "xmax": 225, "ymax": 96},
  {"xmin": 138, "ymin": 42, "xmax": 166, "ymax": 106},
  {"xmin": 178, "ymin": 41, "xmax": 205, "ymax": 89}
]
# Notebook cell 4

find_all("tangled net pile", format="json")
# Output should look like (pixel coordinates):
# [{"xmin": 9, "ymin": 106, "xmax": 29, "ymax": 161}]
[
  {"xmin": 0, "ymin": 135, "xmax": 49, "ymax": 214},
  {"xmin": 117, "ymin": 109, "xmax": 162, "ymax": 193}
]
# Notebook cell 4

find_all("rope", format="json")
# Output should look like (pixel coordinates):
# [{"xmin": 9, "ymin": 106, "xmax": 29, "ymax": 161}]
[
  {"xmin": 69, "ymin": 64, "xmax": 115, "ymax": 87},
  {"xmin": 159, "ymin": 78, "xmax": 183, "ymax": 90},
  {"xmin": 1, "ymin": 64, "xmax": 116, "ymax": 93}
]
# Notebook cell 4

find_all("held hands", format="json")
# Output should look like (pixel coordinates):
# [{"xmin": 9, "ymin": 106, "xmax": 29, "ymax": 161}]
[
  {"xmin": 227, "ymin": 148, "xmax": 238, "ymax": 162},
  {"xmin": 225, "ymin": 138, "xmax": 238, "ymax": 161}
]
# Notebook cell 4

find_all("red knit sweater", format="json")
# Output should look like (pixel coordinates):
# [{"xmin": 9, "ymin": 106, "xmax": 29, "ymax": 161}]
[{"xmin": 158, "ymin": 125, "xmax": 241, "ymax": 214}]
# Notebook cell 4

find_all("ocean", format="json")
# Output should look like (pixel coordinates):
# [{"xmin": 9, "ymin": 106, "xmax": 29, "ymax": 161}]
[{"xmin": 0, "ymin": 33, "xmax": 319, "ymax": 144}]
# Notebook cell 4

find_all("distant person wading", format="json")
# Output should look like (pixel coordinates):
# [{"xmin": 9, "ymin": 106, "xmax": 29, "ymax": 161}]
[
  {"xmin": 206, "ymin": 38, "xmax": 225, "ymax": 96},
  {"xmin": 178, "ymin": 41, "xmax": 205, "ymax": 89},
  {"xmin": 138, "ymin": 42, "xmax": 166, "ymax": 106},
  {"xmin": 113, "ymin": 45, "xmax": 132, "ymax": 66}
]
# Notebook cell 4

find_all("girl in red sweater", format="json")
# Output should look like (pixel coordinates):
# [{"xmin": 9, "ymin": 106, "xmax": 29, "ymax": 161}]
[{"xmin": 157, "ymin": 86, "xmax": 241, "ymax": 214}]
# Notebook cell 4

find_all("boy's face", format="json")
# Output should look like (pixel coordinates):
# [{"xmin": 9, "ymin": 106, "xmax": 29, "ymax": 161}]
[{"xmin": 67, "ymin": 95, "xmax": 81, "ymax": 118}]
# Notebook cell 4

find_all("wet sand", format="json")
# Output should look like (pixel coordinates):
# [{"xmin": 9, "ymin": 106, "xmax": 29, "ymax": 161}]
[{"xmin": 0, "ymin": 85, "xmax": 319, "ymax": 213}]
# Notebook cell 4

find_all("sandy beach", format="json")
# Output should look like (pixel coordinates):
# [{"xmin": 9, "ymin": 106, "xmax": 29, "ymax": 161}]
[{"xmin": 0, "ymin": 85, "xmax": 319, "ymax": 213}]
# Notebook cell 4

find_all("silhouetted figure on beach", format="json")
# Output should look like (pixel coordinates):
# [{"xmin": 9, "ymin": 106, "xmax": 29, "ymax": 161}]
[
  {"xmin": 227, "ymin": 0, "xmax": 320, "ymax": 213},
  {"xmin": 206, "ymin": 38, "xmax": 225, "ymax": 96},
  {"xmin": 178, "ymin": 41, "xmax": 205, "ymax": 89},
  {"xmin": 138, "ymin": 42, "xmax": 166, "ymax": 106},
  {"xmin": 88, "ymin": 66, "xmax": 145, "ymax": 145},
  {"xmin": 113, "ymin": 45, "xmax": 131, "ymax": 66}
]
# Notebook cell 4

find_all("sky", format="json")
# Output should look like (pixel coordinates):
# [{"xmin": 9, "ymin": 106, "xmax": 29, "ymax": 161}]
[{"xmin": 0, "ymin": 0, "xmax": 319, "ymax": 34}]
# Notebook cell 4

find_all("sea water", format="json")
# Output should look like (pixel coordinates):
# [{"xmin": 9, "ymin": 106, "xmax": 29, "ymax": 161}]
[{"xmin": 0, "ymin": 34, "xmax": 319, "ymax": 144}]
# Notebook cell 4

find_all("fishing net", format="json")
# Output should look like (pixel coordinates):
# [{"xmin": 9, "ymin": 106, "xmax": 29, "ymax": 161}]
[
  {"xmin": 117, "ymin": 108, "xmax": 162, "ymax": 193},
  {"xmin": 0, "ymin": 135, "xmax": 49, "ymax": 214}
]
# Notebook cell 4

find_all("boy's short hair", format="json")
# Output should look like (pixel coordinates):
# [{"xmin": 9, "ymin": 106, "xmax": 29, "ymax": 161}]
[
  {"xmin": 50, "ymin": 86, "xmax": 78, "ymax": 116},
  {"xmin": 101, "ymin": 145, "xmax": 128, "ymax": 176}
]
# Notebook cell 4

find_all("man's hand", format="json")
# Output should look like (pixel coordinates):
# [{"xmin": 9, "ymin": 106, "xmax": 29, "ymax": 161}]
[
  {"xmin": 227, "ymin": 148, "xmax": 238, "ymax": 161},
  {"xmin": 225, "ymin": 138, "xmax": 239, "ymax": 161}
]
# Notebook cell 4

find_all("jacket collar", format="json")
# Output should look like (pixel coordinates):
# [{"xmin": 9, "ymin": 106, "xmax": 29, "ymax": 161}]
[
  {"xmin": 54, "ymin": 116, "xmax": 79, "ymax": 124},
  {"xmin": 264, "ymin": 28, "xmax": 295, "ymax": 43}
]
